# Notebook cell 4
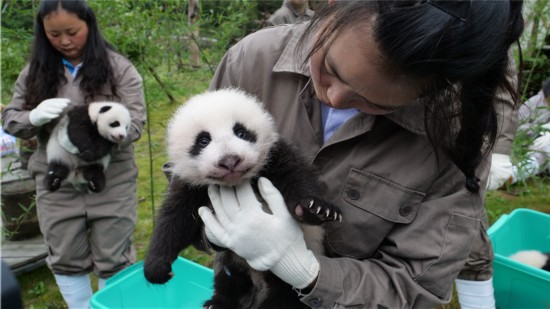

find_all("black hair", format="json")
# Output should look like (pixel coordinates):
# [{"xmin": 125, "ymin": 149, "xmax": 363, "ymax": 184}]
[
  {"xmin": 542, "ymin": 77, "xmax": 550, "ymax": 98},
  {"xmin": 300, "ymin": 0, "xmax": 524, "ymax": 193},
  {"xmin": 24, "ymin": 0, "xmax": 118, "ymax": 109}
]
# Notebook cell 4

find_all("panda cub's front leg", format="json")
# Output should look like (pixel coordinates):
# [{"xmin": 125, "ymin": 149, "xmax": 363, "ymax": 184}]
[
  {"xmin": 144, "ymin": 179, "xmax": 208, "ymax": 285},
  {"xmin": 264, "ymin": 142, "xmax": 343, "ymax": 226}
]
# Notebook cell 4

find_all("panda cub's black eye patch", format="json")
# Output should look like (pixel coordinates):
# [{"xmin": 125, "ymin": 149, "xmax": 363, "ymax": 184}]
[
  {"xmin": 233, "ymin": 122, "xmax": 256, "ymax": 143},
  {"xmin": 99, "ymin": 106, "xmax": 112, "ymax": 113},
  {"xmin": 190, "ymin": 131, "xmax": 211, "ymax": 156},
  {"xmin": 110, "ymin": 121, "xmax": 121, "ymax": 128}
]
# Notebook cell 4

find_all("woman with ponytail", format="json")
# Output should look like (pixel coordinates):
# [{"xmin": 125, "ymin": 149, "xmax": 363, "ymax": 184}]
[
  {"xmin": 2, "ymin": 1, "xmax": 145, "ymax": 307},
  {"xmin": 200, "ymin": 1, "xmax": 524, "ymax": 307}
]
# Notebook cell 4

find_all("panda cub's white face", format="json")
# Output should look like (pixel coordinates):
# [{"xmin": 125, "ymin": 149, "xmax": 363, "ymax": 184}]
[
  {"xmin": 88, "ymin": 102, "xmax": 132, "ymax": 143},
  {"xmin": 167, "ymin": 88, "xmax": 279, "ymax": 187}
]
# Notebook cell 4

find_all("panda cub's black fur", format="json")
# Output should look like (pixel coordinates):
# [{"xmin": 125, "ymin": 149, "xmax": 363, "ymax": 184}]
[
  {"xmin": 45, "ymin": 102, "xmax": 131, "ymax": 192},
  {"xmin": 144, "ymin": 88, "xmax": 341, "ymax": 309}
]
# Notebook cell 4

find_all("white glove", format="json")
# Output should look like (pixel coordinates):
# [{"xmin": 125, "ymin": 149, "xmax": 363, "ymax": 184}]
[
  {"xmin": 486, "ymin": 153, "xmax": 513, "ymax": 191},
  {"xmin": 198, "ymin": 177, "xmax": 319, "ymax": 289},
  {"xmin": 29, "ymin": 98, "xmax": 70, "ymax": 126},
  {"xmin": 531, "ymin": 127, "xmax": 550, "ymax": 154}
]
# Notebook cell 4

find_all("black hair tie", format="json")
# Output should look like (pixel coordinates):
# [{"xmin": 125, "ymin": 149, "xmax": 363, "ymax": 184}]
[{"xmin": 465, "ymin": 176, "xmax": 480, "ymax": 192}]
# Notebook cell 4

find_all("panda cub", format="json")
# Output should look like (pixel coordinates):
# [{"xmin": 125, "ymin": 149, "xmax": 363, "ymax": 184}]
[
  {"xmin": 144, "ymin": 88, "xmax": 341, "ymax": 309},
  {"xmin": 509, "ymin": 250, "xmax": 550, "ymax": 272},
  {"xmin": 45, "ymin": 101, "xmax": 131, "ymax": 193}
]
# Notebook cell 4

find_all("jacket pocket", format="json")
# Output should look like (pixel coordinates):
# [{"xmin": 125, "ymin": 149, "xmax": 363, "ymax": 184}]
[{"xmin": 326, "ymin": 168, "xmax": 425, "ymax": 259}]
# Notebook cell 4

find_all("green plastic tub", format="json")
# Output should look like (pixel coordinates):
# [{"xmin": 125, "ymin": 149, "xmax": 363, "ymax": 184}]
[
  {"xmin": 90, "ymin": 257, "xmax": 214, "ymax": 308},
  {"xmin": 488, "ymin": 208, "xmax": 550, "ymax": 309}
]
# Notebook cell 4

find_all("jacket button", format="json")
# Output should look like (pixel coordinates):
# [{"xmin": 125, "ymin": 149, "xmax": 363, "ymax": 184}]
[
  {"xmin": 308, "ymin": 298, "xmax": 322, "ymax": 308},
  {"xmin": 347, "ymin": 188, "xmax": 360, "ymax": 200},
  {"xmin": 399, "ymin": 205, "xmax": 412, "ymax": 216}
]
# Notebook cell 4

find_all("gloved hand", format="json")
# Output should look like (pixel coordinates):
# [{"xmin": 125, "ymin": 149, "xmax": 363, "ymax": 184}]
[
  {"xmin": 29, "ymin": 98, "xmax": 70, "ymax": 126},
  {"xmin": 486, "ymin": 153, "xmax": 513, "ymax": 191},
  {"xmin": 531, "ymin": 123, "xmax": 550, "ymax": 154},
  {"xmin": 198, "ymin": 177, "xmax": 319, "ymax": 289}
]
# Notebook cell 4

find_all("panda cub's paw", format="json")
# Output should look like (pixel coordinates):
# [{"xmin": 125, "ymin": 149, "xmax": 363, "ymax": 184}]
[
  {"xmin": 44, "ymin": 173, "xmax": 62, "ymax": 192},
  {"xmin": 143, "ymin": 260, "xmax": 174, "ymax": 284},
  {"xmin": 202, "ymin": 300, "xmax": 219, "ymax": 309},
  {"xmin": 87, "ymin": 179, "xmax": 105, "ymax": 193},
  {"xmin": 82, "ymin": 165, "xmax": 106, "ymax": 193},
  {"xmin": 298, "ymin": 198, "xmax": 342, "ymax": 225},
  {"xmin": 44, "ymin": 164, "xmax": 70, "ymax": 192}
]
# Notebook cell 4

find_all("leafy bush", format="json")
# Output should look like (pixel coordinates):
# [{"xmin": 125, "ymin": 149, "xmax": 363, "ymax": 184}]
[
  {"xmin": 520, "ymin": 0, "xmax": 550, "ymax": 99},
  {"xmin": 1, "ymin": 2, "xmax": 34, "ymax": 100}
]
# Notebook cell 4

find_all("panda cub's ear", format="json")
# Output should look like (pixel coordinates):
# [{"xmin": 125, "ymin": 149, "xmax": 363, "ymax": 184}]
[{"xmin": 99, "ymin": 106, "xmax": 112, "ymax": 113}]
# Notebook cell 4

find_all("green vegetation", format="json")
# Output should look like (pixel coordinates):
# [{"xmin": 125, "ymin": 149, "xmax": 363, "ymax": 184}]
[{"xmin": 1, "ymin": 1, "xmax": 549, "ymax": 308}]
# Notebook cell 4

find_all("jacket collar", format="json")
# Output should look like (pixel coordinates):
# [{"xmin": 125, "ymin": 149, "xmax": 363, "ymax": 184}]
[
  {"xmin": 272, "ymin": 23, "xmax": 311, "ymax": 76},
  {"xmin": 271, "ymin": 23, "xmax": 427, "ymax": 136},
  {"xmin": 385, "ymin": 101, "xmax": 427, "ymax": 136}
]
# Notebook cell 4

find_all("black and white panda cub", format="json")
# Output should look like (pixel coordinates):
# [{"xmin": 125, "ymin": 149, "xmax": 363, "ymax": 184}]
[
  {"xmin": 45, "ymin": 101, "xmax": 131, "ymax": 193},
  {"xmin": 509, "ymin": 250, "xmax": 550, "ymax": 272},
  {"xmin": 144, "ymin": 88, "xmax": 342, "ymax": 309}
]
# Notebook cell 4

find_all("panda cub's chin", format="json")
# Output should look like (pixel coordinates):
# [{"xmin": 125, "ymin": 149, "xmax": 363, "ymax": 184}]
[
  {"xmin": 206, "ymin": 162, "xmax": 259, "ymax": 185},
  {"xmin": 207, "ymin": 171, "xmax": 252, "ymax": 187}
]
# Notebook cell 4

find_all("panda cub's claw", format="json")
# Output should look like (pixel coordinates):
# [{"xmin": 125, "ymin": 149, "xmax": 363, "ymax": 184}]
[
  {"xmin": 298, "ymin": 198, "xmax": 342, "ymax": 224},
  {"xmin": 46, "ymin": 177, "xmax": 61, "ymax": 192},
  {"xmin": 87, "ymin": 179, "xmax": 105, "ymax": 193},
  {"xmin": 202, "ymin": 299, "xmax": 218, "ymax": 309},
  {"xmin": 88, "ymin": 181, "xmax": 97, "ymax": 191}
]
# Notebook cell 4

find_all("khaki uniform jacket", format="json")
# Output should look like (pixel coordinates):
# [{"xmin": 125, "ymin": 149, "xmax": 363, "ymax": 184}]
[
  {"xmin": 209, "ymin": 23, "xmax": 506, "ymax": 308},
  {"xmin": 2, "ymin": 50, "xmax": 146, "ymax": 277}
]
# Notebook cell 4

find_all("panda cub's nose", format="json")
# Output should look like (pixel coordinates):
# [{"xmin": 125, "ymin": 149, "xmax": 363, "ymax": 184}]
[
  {"xmin": 112, "ymin": 134, "xmax": 126, "ymax": 142},
  {"xmin": 218, "ymin": 154, "xmax": 242, "ymax": 171}
]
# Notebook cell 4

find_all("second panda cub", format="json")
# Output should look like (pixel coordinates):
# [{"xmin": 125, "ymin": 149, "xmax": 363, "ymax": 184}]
[
  {"xmin": 45, "ymin": 102, "xmax": 131, "ymax": 193},
  {"xmin": 144, "ymin": 88, "xmax": 341, "ymax": 309}
]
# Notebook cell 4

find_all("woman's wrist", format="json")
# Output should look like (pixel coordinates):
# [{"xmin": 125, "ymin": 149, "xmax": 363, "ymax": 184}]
[
  {"xmin": 301, "ymin": 277, "xmax": 318, "ymax": 294},
  {"xmin": 293, "ymin": 276, "xmax": 317, "ymax": 297},
  {"xmin": 270, "ymin": 240, "xmax": 320, "ymax": 289}
]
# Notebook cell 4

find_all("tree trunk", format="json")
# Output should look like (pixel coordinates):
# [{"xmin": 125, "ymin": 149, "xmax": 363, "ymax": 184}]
[{"xmin": 188, "ymin": 0, "xmax": 200, "ymax": 68}]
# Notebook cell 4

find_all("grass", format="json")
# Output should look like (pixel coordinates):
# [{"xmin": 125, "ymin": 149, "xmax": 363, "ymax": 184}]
[{"xmin": 10, "ymin": 66, "xmax": 550, "ymax": 308}]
